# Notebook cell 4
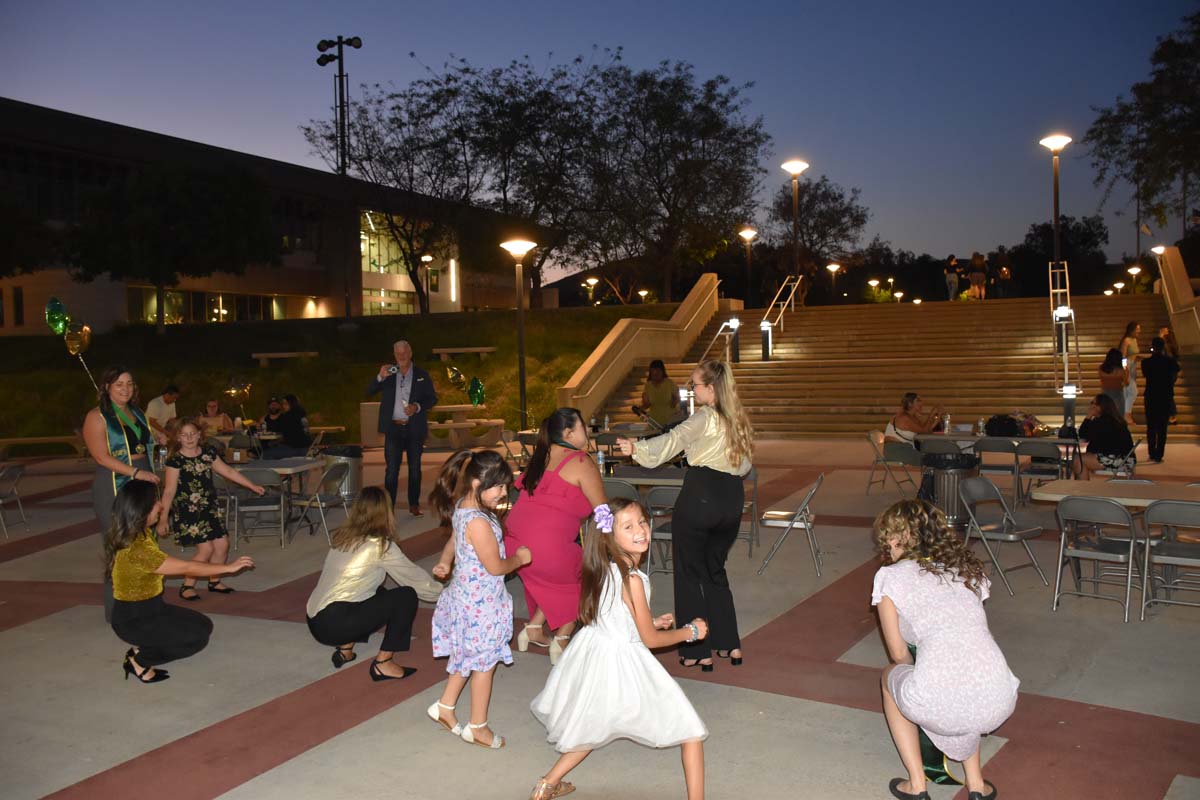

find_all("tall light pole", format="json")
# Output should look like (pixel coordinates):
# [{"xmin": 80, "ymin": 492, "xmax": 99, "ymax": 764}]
[
  {"xmin": 826, "ymin": 263, "xmax": 841, "ymax": 303},
  {"xmin": 317, "ymin": 35, "xmax": 362, "ymax": 319},
  {"xmin": 585, "ymin": 276, "xmax": 599, "ymax": 304},
  {"xmin": 1039, "ymin": 134, "xmax": 1071, "ymax": 263},
  {"xmin": 738, "ymin": 226, "xmax": 757, "ymax": 306},
  {"xmin": 781, "ymin": 160, "xmax": 810, "ymax": 279},
  {"xmin": 501, "ymin": 239, "xmax": 536, "ymax": 429},
  {"xmin": 421, "ymin": 254, "xmax": 433, "ymax": 307},
  {"xmin": 1040, "ymin": 133, "xmax": 1077, "ymax": 427}
]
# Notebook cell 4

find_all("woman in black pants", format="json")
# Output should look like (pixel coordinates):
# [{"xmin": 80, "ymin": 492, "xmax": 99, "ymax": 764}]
[
  {"xmin": 106, "ymin": 481, "xmax": 255, "ymax": 683},
  {"xmin": 618, "ymin": 358, "xmax": 754, "ymax": 671},
  {"xmin": 306, "ymin": 486, "xmax": 444, "ymax": 681}
]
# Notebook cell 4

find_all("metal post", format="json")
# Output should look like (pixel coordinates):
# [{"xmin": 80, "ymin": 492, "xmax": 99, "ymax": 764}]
[
  {"xmin": 760, "ymin": 321, "xmax": 772, "ymax": 361},
  {"xmin": 336, "ymin": 38, "xmax": 352, "ymax": 318},
  {"xmin": 515, "ymin": 259, "xmax": 527, "ymax": 430},
  {"xmin": 730, "ymin": 327, "xmax": 740, "ymax": 364},
  {"xmin": 791, "ymin": 176, "xmax": 800, "ymax": 276},
  {"xmin": 744, "ymin": 239, "xmax": 753, "ymax": 307},
  {"xmin": 1052, "ymin": 153, "xmax": 1061, "ymax": 263}
]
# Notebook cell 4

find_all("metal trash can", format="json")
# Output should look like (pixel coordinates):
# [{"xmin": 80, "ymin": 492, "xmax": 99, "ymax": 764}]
[
  {"xmin": 322, "ymin": 445, "xmax": 363, "ymax": 501},
  {"xmin": 927, "ymin": 466, "xmax": 978, "ymax": 528}
]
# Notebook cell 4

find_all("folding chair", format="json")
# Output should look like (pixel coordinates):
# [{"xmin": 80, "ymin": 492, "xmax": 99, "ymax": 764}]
[
  {"xmin": 959, "ymin": 476, "xmax": 1048, "ymax": 596},
  {"xmin": 971, "ymin": 437, "xmax": 1020, "ymax": 504},
  {"xmin": 212, "ymin": 472, "xmax": 237, "ymax": 544},
  {"xmin": 500, "ymin": 430, "xmax": 526, "ymax": 470},
  {"xmin": 304, "ymin": 430, "xmax": 326, "ymax": 459},
  {"xmin": 1053, "ymin": 496, "xmax": 1144, "ymax": 622},
  {"xmin": 1141, "ymin": 500, "xmax": 1200, "ymax": 619},
  {"xmin": 758, "ymin": 473, "xmax": 824, "ymax": 576},
  {"xmin": 737, "ymin": 466, "xmax": 760, "ymax": 556},
  {"xmin": 645, "ymin": 486, "xmax": 679, "ymax": 577},
  {"xmin": 0, "ymin": 464, "xmax": 30, "ymax": 538},
  {"xmin": 234, "ymin": 468, "xmax": 288, "ymax": 548},
  {"xmin": 1092, "ymin": 439, "xmax": 1142, "ymax": 479},
  {"xmin": 866, "ymin": 431, "xmax": 917, "ymax": 495},
  {"xmin": 290, "ymin": 462, "xmax": 350, "ymax": 545},
  {"xmin": 1015, "ymin": 439, "xmax": 1068, "ymax": 505},
  {"xmin": 601, "ymin": 478, "xmax": 640, "ymax": 503},
  {"xmin": 918, "ymin": 437, "xmax": 964, "ymax": 456}
]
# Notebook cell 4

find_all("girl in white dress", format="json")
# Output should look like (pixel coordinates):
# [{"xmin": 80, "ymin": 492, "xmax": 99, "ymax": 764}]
[{"xmin": 529, "ymin": 498, "xmax": 709, "ymax": 800}]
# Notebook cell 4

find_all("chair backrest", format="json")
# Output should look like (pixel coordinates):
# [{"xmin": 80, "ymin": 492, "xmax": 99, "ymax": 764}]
[
  {"xmin": 316, "ymin": 462, "xmax": 349, "ymax": 494},
  {"xmin": 882, "ymin": 440, "xmax": 921, "ymax": 466},
  {"xmin": 1144, "ymin": 500, "xmax": 1200, "ymax": 535},
  {"xmin": 230, "ymin": 432, "xmax": 253, "ymax": 448},
  {"xmin": 0, "ymin": 464, "xmax": 24, "ymax": 494},
  {"xmin": 1015, "ymin": 439, "xmax": 1063, "ymax": 459},
  {"xmin": 1056, "ymin": 495, "xmax": 1135, "ymax": 530},
  {"xmin": 867, "ymin": 430, "xmax": 886, "ymax": 457},
  {"xmin": 972, "ymin": 437, "xmax": 1017, "ymax": 455},
  {"xmin": 645, "ymin": 485, "xmax": 681, "ymax": 513},
  {"xmin": 775, "ymin": 473, "xmax": 825, "ymax": 523},
  {"xmin": 602, "ymin": 478, "xmax": 640, "ymax": 502},
  {"xmin": 959, "ymin": 475, "xmax": 1003, "ymax": 509},
  {"xmin": 919, "ymin": 437, "xmax": 963, "ymax": 455}
]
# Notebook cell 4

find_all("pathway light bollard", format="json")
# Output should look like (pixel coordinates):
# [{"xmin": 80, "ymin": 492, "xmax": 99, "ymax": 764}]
[
  {"xmin": 727, "ymin": 317, "xmax": 741, "ymax": 364},
  {"xmin": 760, "ymin": 320, "xmax": 772, "ymax": 361}
]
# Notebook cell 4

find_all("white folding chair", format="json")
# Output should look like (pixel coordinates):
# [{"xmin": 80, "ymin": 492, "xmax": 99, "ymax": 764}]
[
  {"xmin": 758, "ymin": 473, "xmax": 824, "ymax": 576},
  {"xmin": 959, "ymin": 476, "xmax": 1048, "ymax": 596},
  {"xmin": 1015, "ymin": 439, "xmax": 1068, "ymax": 506}
]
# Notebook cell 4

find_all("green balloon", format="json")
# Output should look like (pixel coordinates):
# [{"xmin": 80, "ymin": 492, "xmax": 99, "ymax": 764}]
[
  {"xmin": 467, "ymin": 377, "xmax": 486, "ymax": 406},
  {"xmin": 45, "ymin": 297, "xmax": 70, "ymax": 335},
  {"xmin": 447, "ymin": 366, "xmax": 467, "ymax": 391}
]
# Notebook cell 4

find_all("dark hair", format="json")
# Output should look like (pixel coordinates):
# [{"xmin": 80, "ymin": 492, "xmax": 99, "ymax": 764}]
[
  {"xmin": 523, "ymin": 408, "xmax": 584, "ymax": 496},
  {"xmin": 874, "ymin": 499, "xmax": 986, "ymax": 596},
  {"xmin": 1092, "ymin": 393, "xmax": 1126, "ymax": 428},
  {"xmin": 648, "ymin": 359, "xmax": 666, "ymax": 374},
  {"xmin": 164, "ymin": 384, "xmax": 180, "ymax": 395},
  {"xmin": 98, "ymin": 365, "xmax": 140, "ymax": 416},
  {"xmin": 1150, "ymin": 336, "xmax": 1166, "ymax": 354},
  {"xmin": 430, "ymin": 449, "xmax": 514, "ymax": 527},
  {"xmin": 1122, "ymin": 321, "xmax": 1139, "ymax": 340},
  {"xmin": 578, "ymin": 497, "xmax": 647, "ymax": 626},
  {"xmin": 282, "ymin": 394, "xmax": 305, "ymax": 417},
  {"xmin": 103, "ymin": 480, "xmax": 158, "ymax": 580},
  {"xmin": 1100, "ymin": 348, "xmax": 1124, "ymax": 373},
  {"xmin": 947, "ymin": 254, "xmax": 957, "ymax": 263}
]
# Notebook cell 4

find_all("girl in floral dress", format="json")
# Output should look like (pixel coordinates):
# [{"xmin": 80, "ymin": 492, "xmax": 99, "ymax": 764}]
[
  {"xmin": 158, "ymin": 418, "xmax": 264, "ymax": 600},
  {"xmin": 428, "ymin": 449, "xmax": 531, "ymax": 749}
]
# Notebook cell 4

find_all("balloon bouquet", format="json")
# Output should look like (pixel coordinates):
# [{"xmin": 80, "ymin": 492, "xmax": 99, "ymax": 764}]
[
  {"xmin": 45, "ymin": 297, "xmax": 98, "ymax": 393},
  {"xmin": 445, "ymin": 365, "xmax": 487, "ymax": 406}
]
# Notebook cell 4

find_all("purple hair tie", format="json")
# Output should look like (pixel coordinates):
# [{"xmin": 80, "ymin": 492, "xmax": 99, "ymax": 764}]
[{"xmin": 593, "ymin": 503, "xmax": 614, "ymax": 534}]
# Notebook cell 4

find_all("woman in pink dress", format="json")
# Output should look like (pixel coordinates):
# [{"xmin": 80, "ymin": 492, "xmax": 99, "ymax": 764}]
[{"xmin": 506, "ymin": 408, "xmax": 606, "ymax": 664}]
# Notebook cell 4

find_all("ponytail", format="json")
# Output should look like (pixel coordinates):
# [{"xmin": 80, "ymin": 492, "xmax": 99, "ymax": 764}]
[
  {"xmin": 428, "ymin": 448, "xmax": 514, "ymax": 528},
  {"xmin": 523, "ymin": 408, "xmax": 583, "ymax": 496}
]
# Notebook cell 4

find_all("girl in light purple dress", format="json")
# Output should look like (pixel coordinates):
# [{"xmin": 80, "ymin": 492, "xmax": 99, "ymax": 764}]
[
  {"xmin": 427, "ymin": 450, "xmax": 531, "ymax": 750},
  {"xmin": 872, "ymin": 500, "xmax": 1018, "ymax": 800}
]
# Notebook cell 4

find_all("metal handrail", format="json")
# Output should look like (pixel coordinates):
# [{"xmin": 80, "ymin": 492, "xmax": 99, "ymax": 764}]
[
  {"xmin": 760, "ymin": 276, "xmax": 802, "ymax": 333},
  {"xmin": 699, "ymin": 320, "xmax": 743, "ymax": 363}
]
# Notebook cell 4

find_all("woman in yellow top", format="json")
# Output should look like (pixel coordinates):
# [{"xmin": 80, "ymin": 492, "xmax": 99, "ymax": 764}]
[
  {"xmin": 105, "ymin": 481, "xmax": 254, "ymax": 683},
  {"xmin": 617, "ymin": 358, "xmax": 753, "ymax": 672},
  {"xmin": 640, "ymin": 360, "xmax": 679, "ymax": 428}
]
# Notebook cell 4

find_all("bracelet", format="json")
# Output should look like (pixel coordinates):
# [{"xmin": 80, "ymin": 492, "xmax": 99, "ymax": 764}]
[
  {"xmin": 684, "ymin": 622, "xmax": 698, "ymax": 643},
  {"xmin": 131, "ymin": 469, "xmax": 139, "ymax": 479}
]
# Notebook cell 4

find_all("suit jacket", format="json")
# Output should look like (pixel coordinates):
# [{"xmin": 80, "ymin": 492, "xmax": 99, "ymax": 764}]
[
  {"xmin": 368, "ymin": 365, "xmax": 438, "ymax": 436},
  {"xmin": 1141, "ymin": 353, "xmax": 1179, "ymax": 414}
]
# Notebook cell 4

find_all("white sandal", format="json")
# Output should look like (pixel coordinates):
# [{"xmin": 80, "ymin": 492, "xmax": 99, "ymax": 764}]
[
  {"xmin": 461, "ymin": 720, "xmax": 505, "ymax": 749},
  {"xmin": 549, "ymin": 634, "xmax": 571, "ymax": 665},
  {"xmin": 427, "ymin": 701, "xmax": 462, "ymax": 735},
  {"xmin": 517, "ymin": 623, "xmax": 549, "ymax": 652}
]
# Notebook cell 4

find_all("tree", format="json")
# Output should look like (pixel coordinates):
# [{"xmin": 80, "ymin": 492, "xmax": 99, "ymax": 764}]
[
  {"xmin": 0, "ymin": 198, "xmax": 61, "ymax": 277},
  {"xmin": 766, "ymin": 175, "xmax": 870, "ymax": 304},
  {"xmin": 1008, "ymin": 215, "xmax": 1110, "ymax": 295},
  {"xmin": 578, "ymin": 61, "xmax": 770, "ymax": 301},
  {"xmin": 71, "ymin": 165, "xmax": 278, "ymax": 333},
  {"xmin": 1083, "ymin": 11, "xmax": 1200, "ymax": 241}
]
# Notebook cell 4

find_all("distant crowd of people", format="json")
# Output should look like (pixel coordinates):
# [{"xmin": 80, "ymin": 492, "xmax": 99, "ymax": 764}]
[{"xmin": 943, "ymin": 253, "xmax": 1015, "ymax": 301}]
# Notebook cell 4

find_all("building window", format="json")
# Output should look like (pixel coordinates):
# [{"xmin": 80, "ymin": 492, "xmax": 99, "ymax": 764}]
[
  {"xmin": 362, "ymin": 288, "xmax": 416, "ymax": 316},
  {"xmin": 13, "ymin": 286, "xmax": 24, "ymax": 325},
  {"xmin": 429, "ymin": 268, "xmax": 440, "ymax": 293}
]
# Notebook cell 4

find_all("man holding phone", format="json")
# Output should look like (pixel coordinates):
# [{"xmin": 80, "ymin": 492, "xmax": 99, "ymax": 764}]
[{"xmin": 367, "ymin": 340, "xmax": 438, "ymax": 515}]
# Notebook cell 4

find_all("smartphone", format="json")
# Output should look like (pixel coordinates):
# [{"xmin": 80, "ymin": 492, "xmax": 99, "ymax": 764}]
[{"xmin": 1122, "ymin": 357, "xmax": 1128, "ymax": 369}]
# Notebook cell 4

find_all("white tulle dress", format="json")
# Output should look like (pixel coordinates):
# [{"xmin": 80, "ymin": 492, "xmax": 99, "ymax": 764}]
[{"xmin": 530, "ymin": 562, "xmax": 708, "ymax": 753}]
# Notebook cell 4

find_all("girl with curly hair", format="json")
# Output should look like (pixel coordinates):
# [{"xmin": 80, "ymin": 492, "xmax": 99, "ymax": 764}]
[{"xmin": 871, "ymin": 500, "xmax": 1018, "ymax": 800}]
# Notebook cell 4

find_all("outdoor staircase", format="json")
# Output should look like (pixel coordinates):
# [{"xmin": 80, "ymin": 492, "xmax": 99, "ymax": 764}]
[{"xmin": 599, "ymin": 294, "xmax": 1200, "ymax": 439}]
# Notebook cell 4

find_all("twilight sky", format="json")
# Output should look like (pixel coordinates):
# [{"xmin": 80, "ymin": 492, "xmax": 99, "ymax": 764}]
[{"xmin": 3, "ymin": 0, "xmax": 1193, "ymax": 263}]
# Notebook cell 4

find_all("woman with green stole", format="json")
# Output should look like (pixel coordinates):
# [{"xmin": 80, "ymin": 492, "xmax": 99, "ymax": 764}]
[{"xmin": 84, "ymin": 365, "xmax": 161, "ymax": 621}]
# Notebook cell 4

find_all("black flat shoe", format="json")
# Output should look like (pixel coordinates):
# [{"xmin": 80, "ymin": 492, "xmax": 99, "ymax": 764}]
[
  {"xmin": 178, "ymin": 585, "xmax": 201, "ymax": 602},
  {"xmin": 967, "ymin": 782, "xmax": 997, "ymax": 800},
  {"xmin": 332, "ymin": 647, "xmax": 356, "ymax": 669},
  {"xmin": 207, "ymin": 582, "xmax": 235, "ymax": 594},
  {"xmin": 888, "ymin": 778, "xmax": 930, "ymax": 800},
  {"xmin": 679, "ymin": 657, "xmax": 714, "ymax": 673},
  {"xmin": 369, "ymin": 657, "xmax": 417, "ymax": 682},
  {"xmin": 716, "ymin": 649, "xmax": 743, "ymax": 666}
]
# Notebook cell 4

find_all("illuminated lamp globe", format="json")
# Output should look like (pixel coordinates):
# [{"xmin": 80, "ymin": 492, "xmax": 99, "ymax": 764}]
[
  {"xmin": 781, "ymin": 159, "xmax": 810, "ymax": 176},
  {"xmin": 1038, "ymin": 134, "xmax": 1072, "ymax": 153},
  {"xmin": 500, "ymin": 239, "xmax": 537, "ymax": 259}
]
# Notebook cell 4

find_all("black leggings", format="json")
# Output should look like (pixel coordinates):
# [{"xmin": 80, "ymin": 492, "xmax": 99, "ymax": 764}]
[
  {"xmin": 111, "ymin": 594, "xmax": 213, "ymax": 667},
  {"xmin": 671, "ymin": 467, "xmax": 745, "ymax": 660},
  {"xmin": 307, "ymin": 586, "xmax": 418, "ymax": 653}
]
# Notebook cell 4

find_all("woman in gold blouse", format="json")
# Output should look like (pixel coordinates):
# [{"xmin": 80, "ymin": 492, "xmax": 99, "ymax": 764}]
[
  {"xmin": 617, "ymin": 358, "xmax": 754, "ymax": 672},
  {"xmin": 105, "ymin": 481, "xmax": 254, "ymax": 683},
  {"xmin": 306, "ymin": 486, "xmax": 443, "ymax": 681}
]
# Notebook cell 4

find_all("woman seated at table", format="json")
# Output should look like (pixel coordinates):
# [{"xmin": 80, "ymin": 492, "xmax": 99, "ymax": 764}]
[
  {"xmin": 1097, "ymin": 349, "xmax": 1128, "ymax": 418},
  {"xmin": 638, "ymin": 359, "xmax": 680, "ymax": 428},
  {"xmin": 199, "ymin": 399, "xmax": 235, "ymax": 436},
  {"xmin": 263, "ymin": 393, "xmax": 313, "ymax": 459},
  {"xmin": 1073, "ymin": 394, "xmax": 1135, "ymax": 478},
  {"xmin": 884, "ymin": 393, "xmax": 945, "ymax": 444}
]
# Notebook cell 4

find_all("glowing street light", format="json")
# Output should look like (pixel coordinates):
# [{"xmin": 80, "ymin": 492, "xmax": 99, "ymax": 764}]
[
  {"xmin": 1150, "ymin": 245, "xmax": 1166, "ymax": 255},
  {"xmin": 894, "ymin": 291, "xmax": 905, "ymax": 302},
  {"xmin": 1104, "ymin": 289, "xmax": 1114, "ymax": 296},
  {"xmin": 1039, "ymin": 133, "xmax": 1072, "ymax": 264},
  {"xmin": 1127, "ymin": 265, "xmax": 1142, "ymax": 277},
  {"xmin": 739, "ymin": 227, "xmax": 757, "ymax": 306},
  {"xmin": 638, "ymin": 289, "xmax": 649, "ymax": 302},
  {"xmin": 912, "ymin": 298, "xmax": 922, "ymax": 305},
  {"xmin": 584, "ymin": 276, "xmax": 600, "ymax": 303},
  {"xmin": 1113, "ymin": 281, "xmax": 1126, "ymax": 293},
  {"xmin": 868, "ymin": 279, "xmax": 880, "ymax": 288},
  {"xmin": 781, "ymin": 159, "xmax": 810, "ymax": 279},
  {"xmin": 825, "ymin": 263, "xmax": 841, "ymax": 302},
  {"xmin": 500, "ymin": 239, "xmax": 536, "ymax": 428}
]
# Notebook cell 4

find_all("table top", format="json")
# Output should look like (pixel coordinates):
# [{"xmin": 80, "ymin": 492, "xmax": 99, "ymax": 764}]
[
  {"xmin": 438, "ymin": 404, "xmax": 486, "ymax": 413},
  {"xmin": 231, "ymin": 457, "xmax": 323, "ymax": 475},
  {"xmin": 310, "ymin": 425, "xmax": 346, "ymax": 433},
  {"xmin": 609, "ymin": 465, "xmax": 687, "ymax": 487},
  {"xmin": 916, "ymin": 433, "xmax": 1080, "ymax": 446},
  {"xmin": 1029, "ymin": 479, "xmax": 1200, "ymax": 508}
]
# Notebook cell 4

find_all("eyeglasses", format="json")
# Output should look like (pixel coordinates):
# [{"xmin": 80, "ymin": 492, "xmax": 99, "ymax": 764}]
[{"xmin": 686, "ymin": 380, "xmax": 708, "ymax": 390}]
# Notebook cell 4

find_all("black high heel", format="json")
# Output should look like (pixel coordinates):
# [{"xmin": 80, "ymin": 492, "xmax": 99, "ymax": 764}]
[
  {"xmin": 179, "ymin": 585, "xmax": 201, "ymax": 602},
  {"xmin": 888, "ymin": 778, "xmax": 930, "ymax": 800},
  {"xmin": 332, "ymin": 647, "xmax": 357, "ymax": 669},
  {"xmin": 123, "ymin": 655, "xmax": 169, "ymax": 683},
  {"xmin": 967, "ymin": 782, "xmax": 997, "ymax": 800},
  {"xmin": 679, "ymin": 657, "xmax": 714, "ymax": 673},
  {"xmin": 369, "ymin": 656, "xmax": 417, "ymax": 682},
  {"xmin": 716, "ymin": 650, "xmax": 743, "ymax": 666}
]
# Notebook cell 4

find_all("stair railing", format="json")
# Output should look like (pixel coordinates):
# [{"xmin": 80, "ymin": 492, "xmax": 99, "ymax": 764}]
[
  {"xmin": 698, "ymin": 318, "xmax": 743, "ymax": 364},
  {"xmin": 760, "ymin": 276, "xmax": 802, "ymax": 334}
]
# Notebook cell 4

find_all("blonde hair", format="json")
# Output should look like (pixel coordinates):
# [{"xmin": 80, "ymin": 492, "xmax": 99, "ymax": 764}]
[
  {"xmin": 166, "ymin": 416, "xmax": 207, "ymax": 458},
  {"xmin": 873, "ymin": 500, "xmax": 986, "ymax": 596},
  {"xmin": 331, "ymin": 486, "xmax": 400, "ymax": 554},
  {"xmin": 697, "ymin": 359, "xmax": 753, "ymax": 468}
]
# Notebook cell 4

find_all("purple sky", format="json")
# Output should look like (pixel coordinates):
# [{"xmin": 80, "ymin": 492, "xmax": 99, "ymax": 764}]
[{"xmin": 3, "ymin": 0, "xmax": 1193, "ymax": 264}]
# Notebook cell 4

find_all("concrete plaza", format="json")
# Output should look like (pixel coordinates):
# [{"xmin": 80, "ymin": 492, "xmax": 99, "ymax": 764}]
[{"xmin": 1, "ymin": 440, "xmax": 1198, "ymax": 799}]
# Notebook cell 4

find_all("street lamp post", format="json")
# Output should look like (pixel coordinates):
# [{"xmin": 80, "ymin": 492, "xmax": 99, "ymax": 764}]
[
  {"xmin": 585, "ymin": 277, "xmax": 599, "ymax": 304},
  {"xmin": 420, "ymin": 254, "xmax": 433, "ymax": 307},
  {"xmin": 1039, "ymin": 135, "xmax": 1072, "ymax": 262},
  {"xmin": 781, "ymin": 160, "xmax": 810, "ymax": 280},
  {"xmin": 500, "ymin": 239, "xmax": 537, "ymax": 429},
  {"xmin": 826, "ymin": 263, "xmax": 840, "ymax": 303},
  {"xmin": 1040, "ymin": 133, "xmax": 1077, "ymax": 427},
  {"xmin": 317, "ymin": 35, "xmax": 363, "ymax": 319},
  {"xmin": 638, "ymin": 289, "xmax": 649, "ymax": 302},
  {"xmin": 1113, "ymin": 281, "xmax": 1126, "ymax": 294},
  {"xmin": 739, "ymin": 227, "xmax": 757, "ymax": 306}
]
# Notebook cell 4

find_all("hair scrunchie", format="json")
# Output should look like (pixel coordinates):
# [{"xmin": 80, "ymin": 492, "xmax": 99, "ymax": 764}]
[{"xmin": 593, "ymin": 503, "xmax": 614, "ymax": 534}]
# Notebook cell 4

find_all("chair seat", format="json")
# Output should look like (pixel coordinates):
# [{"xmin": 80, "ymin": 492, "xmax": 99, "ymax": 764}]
[
  {"xmin": 1065, "ymin": 541, "xmax": 1132, "ymax": 562},
  {"xmin": 975, "ymin": 522, "xmax": 1042, "ymax": 541},
  {"xmin": 760, "ymin": 510, "xmax": 812, "ymax": 528}
]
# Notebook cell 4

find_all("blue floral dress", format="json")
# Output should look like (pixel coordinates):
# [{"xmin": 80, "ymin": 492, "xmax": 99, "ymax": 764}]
[
  {"xmin": 431, "ymin": 506, "xmax": 514, "ymax": 676},
  {"xmin": 165, "ymin": 445, "xmax": 227, "ymax": 546}
]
